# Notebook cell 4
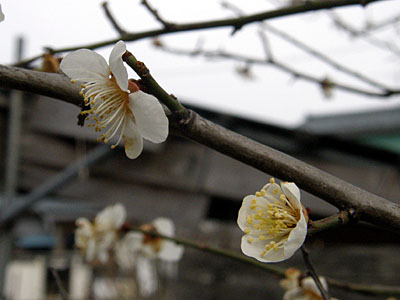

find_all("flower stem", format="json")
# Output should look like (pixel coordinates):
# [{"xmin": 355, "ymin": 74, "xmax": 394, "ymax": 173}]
[
  {"xmin": 308, "ymin": 210, "xmax": 355, "ymax": 235},
  {"xmin": 122, "ymin": 51, "xmax": 186, "ymax": 118},
  {"xmin": 301, "ymin": 246, "xmax": 331, "ymax": 300},
  {"xmin": 130, "ymin": 226, "xmax": 285, "ymax": 276}
]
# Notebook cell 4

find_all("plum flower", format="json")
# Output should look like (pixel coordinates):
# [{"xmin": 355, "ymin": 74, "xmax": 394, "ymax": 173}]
[
  {"xmin": 115, "ymin": 217, "xmax": 184, "ymax": 270},
  {"xmin": 60, "ymin": 40, "xmax": 169, "ymax": 159},
  {"xmin": 237, "ymin": 178, "xmax": 307, "ymax": 262},
  {"xmin": 280, "ymin": 268, "xmax": 331, "ymax": 300},
  {"xmin": 0, "ymin": 4, "xmax": 4, "ymax": 22},
  {"xmin": 75, "ymin": 203, "xmax": 126, "ymax": 263}
]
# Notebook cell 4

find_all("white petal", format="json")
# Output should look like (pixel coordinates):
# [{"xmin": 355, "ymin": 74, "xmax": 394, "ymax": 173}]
[
  {"xmin": 97, "ymin": 248, "xmax": 109, "ymax": 264},
  {"xmin": 141, "ymin": 245, "xmax": 157, "ymax": 259},
  {"xmin": 115, "ymin": 240, "xmax": 136, "ymax": 270},
  {"xmin": 284, "ymin": 212, "xmax": 307, "ymax": 259},
  {"xmin": 240, "ymin": 235, "xmax": 286, "ymax": 262},
  {"xmin": 283, "ymin": 287, "xmax": 305, "ymax": 300},
  {"xmin": 95, "ymin": 206, "xmax": 114, "ymax": 231},
  {"xmin": 153, "ymin": 217, "xmax": 174, "ymax": 236},
  {"xmin": 123, "ymin": 118, "xmax": 144, "ymax": 159},
  {"xmin": 129, "ymin": 91, "xmax": 169, "ymax": 143},
  {"xmin": 99, "ymin": 231, "xmax": 116, "ymax": 249},
  {"xmin": 124, "ymin": 232, "xmax": 144, "ymax": 250},
  {"xmin": 158, "ymin": 241, "xmax": 184, "ymax": 262},
  {"xmin": 60, "ymin": 49, "xmax": 109, "ymax": 81},
  {"xmin": 0, "ymin": 4, "xmax": 4, "ymax": 22},
  {"xmin": 301, "ymin": 276, "xmax": 328, "ymax": 295},
  {"xmin": 109, "ymin": 41, "xmax": 128, "ymax": 91},
  {"xmin": 281, "ymin": 182, "xmax": 302, "ymax": 210},
  {"xmin": 86, "ymin": 239, "xmax": 97, "ymax": 262},
  {"xmin": 237, "ymin": 195, "xmax": 256, "ymax": 232},
  {"xmin": 263, "ymin": 182, "xmax": 282, "ymax": 203},
  {"xmin": 111, "ymin": 203, "xmax": 127, "ymax": 229}
]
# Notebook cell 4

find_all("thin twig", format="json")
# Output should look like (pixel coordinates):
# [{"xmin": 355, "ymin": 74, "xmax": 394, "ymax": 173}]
[
  {"xmin": 222, "ymin": 1, "xmax": 392, "ymax": 92},
  {"xmin": 50, "ymin": 268, "xmax": 69, "ymax": 300},
  {"xmin": 132, "ymin": 227, "xmax": 400, "ymax": 296},
  {"xmin": 258, "ymin": 30, "xmax": 274, "ymax": 61},
  {"xmin": 14, "ymin": 0, "xmax": 385, "ymax": 67},
  {"xmin": 141, "ymin": 0, "xmax": 176, "ymax": 29},
  {"xmin": 308, "ymin": 210, "xmax": 355, "ymax": 235},
  {"xmin": 153, "ymin": 44, "xmax": 399, "ymax": 98},
  {"xmin": 301, "ymin": 246, "xmax": 331, "ymax": 300},
  {"xmin": 101, "ymin": 2, "xmax": 128, "ymax": 36},
  {"xmin": 122, "ymin": 51, "xmax": 186, "ymax": 116},
  {"xmin": 328, "ymin": 11, "xmax": 400, "ymax": 56},
  {"xmin": 261, "ymin": 23, "xmax": 391, "ymax": 91},
  {"xmin": 132, "ymin": 226, "xmax": 286, "ymax": 276}
]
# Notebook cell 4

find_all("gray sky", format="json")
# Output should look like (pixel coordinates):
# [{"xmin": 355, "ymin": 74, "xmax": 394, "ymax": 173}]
[{"xmin": 1, "ymin": 0, "xmax": 400, "ymax": 127}]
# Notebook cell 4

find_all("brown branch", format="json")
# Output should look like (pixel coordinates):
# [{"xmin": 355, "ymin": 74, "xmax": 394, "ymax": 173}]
[
  {"xmin": 328, "ymin": 11, "xmax": 400, "ymax": 56},
  {"xmin": 171, "ymin": 110, "xmax": 400, "ymax": 231},
  {"xmin": 221, "ymin": 1, "xmax": 392, "ymax": 93},
  {"xmin": 1, "ymin": 64, "xmax": 400, "ymax": 231},
  {"xmin": 101, "ymin": 2, "xmax": 128, "ymax": 36},
  {"xmin": 141, "ymin": 0, "xmax": 176, "ymax": 29},
  {"xmin": 153, "ymin": 45, "xmax": 399, "ymax": 98},
  {"xmin": 14, "ymin": 0, "xmax": 386, "ymax": 67},
  {"xmin": 0, "ymin": 65, "xmax": 81, "ymax": 106},
  {"xmin": 261, "ymin": 23, "xmax": 391, "ymax": 91}
]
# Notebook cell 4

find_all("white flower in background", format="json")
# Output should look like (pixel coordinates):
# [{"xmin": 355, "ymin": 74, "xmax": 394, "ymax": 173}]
[
  {"xmin": 115, "ymin": 217, "xmax": 184, "ymax": 270},
  {"xmin": 283, "ymin": 276, "xmax": 329, "ymax": 300},
  {"xmin": 280, "ymin": 268, "xmax": 338, "ymax": 300},
  {"xmin": 237, "ymin": 178, "xmax": 307, "ymax": 262},
  {"xmin": 60, "ymin": 40, "xmax": 169, "ymax": 159},
  {"xmin": 75, "ymin": 203, "xmax": 126, "ymax": 263},
  {"xmin": 0, "ymin": 4, "xmax": 4, "ymax": 22}
]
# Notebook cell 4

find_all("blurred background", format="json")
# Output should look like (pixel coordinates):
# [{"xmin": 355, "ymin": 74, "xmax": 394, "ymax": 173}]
[{"xmin": 0, "ymin": 0, "xmax": 400, "ymax": 299}]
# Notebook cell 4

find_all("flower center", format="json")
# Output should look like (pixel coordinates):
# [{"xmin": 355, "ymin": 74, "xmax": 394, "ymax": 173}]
[
  {"xmin": 244, "ymin": 184, "xmax": 300, "ymax": 255},
  {"xmin": 140, "ymin": 224, "xmax": 162, "ymax": 253},
  {"xmin": 79, "ymin": 74, "xmax": 132, "ymax": 148}
]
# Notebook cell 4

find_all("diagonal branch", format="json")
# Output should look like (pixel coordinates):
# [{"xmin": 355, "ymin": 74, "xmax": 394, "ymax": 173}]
[
  {"xmin": 141, "ymin": 0, "xmax": 176, "ymax": 29},
  {"xmin": 14, "ymin": 0, "xmax": 385, "ymax": 67},
  {"xmin": 153, "ymin": 45, "xmax": 399, "ymax": 98},
  {"xmin": 1, "ymin": 64, "xmax": 400, "ymax": 232},
  {"xmin": 301, "ymin": 246, "xmax": 331, "ymax": 300},
  {"xmin": 101, "ymin": 2, "xmax": 128, "ymax": 36}
]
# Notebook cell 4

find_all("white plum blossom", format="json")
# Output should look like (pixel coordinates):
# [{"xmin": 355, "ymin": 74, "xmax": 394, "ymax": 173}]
[
  {"xmin": 237, "ymin": 178, "xmax": 307, "ymax": 262},
  {"xmin": 60, "ymin": 40, "xmax": 169, "ymax": 159},
  {"xmin": 115, "ymin": 217, "xmax": 184, "ymax": 270},
  {"xmin": 75, "ymin": 203, "xmax": 126, "ymax": 263},
  {"xmin": 0, "ymin": 4, "xmax": 4, "ymax": 22},
  {"xmin": 280, "ymin": 268, "xmax": 337, "ymax": 300},
  {"xmin": 280, "ymin": 268, "xmax": 330, "ymax": 300}
]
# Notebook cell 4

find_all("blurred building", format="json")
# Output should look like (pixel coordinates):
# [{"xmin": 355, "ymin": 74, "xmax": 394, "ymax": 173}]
[{"xmin": 0, "ymin": 92, "xmax": 400, "ymax": 300}]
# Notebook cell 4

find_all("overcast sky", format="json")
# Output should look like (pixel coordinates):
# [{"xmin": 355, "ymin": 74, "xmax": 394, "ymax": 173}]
[{"xmin": 1, "ymin": 0, "xmax": 399, "ymax": 127}]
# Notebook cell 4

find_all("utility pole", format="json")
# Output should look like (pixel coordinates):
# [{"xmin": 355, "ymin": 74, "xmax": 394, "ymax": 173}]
[{"xmin": 0, "ymin": 36, "xmax": 24, "ymax": 297}]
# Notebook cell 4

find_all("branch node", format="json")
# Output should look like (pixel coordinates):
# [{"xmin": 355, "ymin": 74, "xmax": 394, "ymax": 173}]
[{"xmin": 136, "ymin": 61, "xmax": 150, "ymax": 77}]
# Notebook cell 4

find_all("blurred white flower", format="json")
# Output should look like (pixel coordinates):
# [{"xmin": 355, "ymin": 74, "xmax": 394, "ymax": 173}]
[
  {"xmin": 75, "ymin": 203, "xmax": 126, "ymax": 263},
  {"xmin": 0, "ymin": 4, "xmax": 4, "ymax": 22},
  {"xmin": 60, "ymin": 40, "xmax": 169, "ymax": 159},
  {"xmin": 283, "ymin": 276, "xmax": 329, "ymax": 300},
  {"xmin": 115, "ymin": 217, "xmax": 184, "ymax": 270},
  {"xmin": 280, "ymin": 268, "xmax": 337, "ymax": 300},
  {"xmin": 237, "ymin": 178, "xmax": 307, "ymax": 262}
]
